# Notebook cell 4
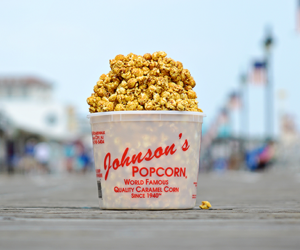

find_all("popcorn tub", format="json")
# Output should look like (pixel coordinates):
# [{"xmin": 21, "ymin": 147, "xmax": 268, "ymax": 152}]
[{"xmin": 88, "ymin": 111, "xmax": 205, "ymax": 209}]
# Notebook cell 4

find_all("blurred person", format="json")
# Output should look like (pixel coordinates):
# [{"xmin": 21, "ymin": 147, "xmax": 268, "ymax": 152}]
[
  {"xmin": 245, "ymin": 147, "xmax": 265, "ymax": 171},
  {"xmin": 64, "ymin": 142, "xmax": 75, "ymax": 173},
  {"xmin": 34, "ymin": 142, "xmax": 51, "ymax": 173},
  {"xmin": 87, "ymin": 146, "xmax": 94, "ymax": 171},
  {"xmin": 213, "ymin": 158, "xmax": 228, "ymax": 172},
  {"xmin": 0, "ymin": 138, "xmax": 5, "ymax": 172},
  {"xmin": 78, "ymin": 149, "xmax": 91, "ymax": 173},
  {"xmin": 256, "ymin": 140, "xmax": 276, "ymax": 171},
  {"xmin": 18, "ymin": 138, "xmax": 38, "ymax": 173},
  {"xmin": 228, "ymin": 141, "xmax": 243, "ymax": 170},
  {"xmin": 25, "ymin": 138, "xmax": 36, "ymax": 157},
  {"xmin": 6, "ymin": 140, "xmax": 15, "ymax": 174},
  {"xmin": 228, "ymin": 152, "xmax": 243, "ymax": 170},
  {"xmin": 73, "ymin": 140, "xmax": 89, "ymax": 173},
  {"xmin": 47, "ymin": 141, "xmax": 65, "ymax": 174},
  {"xmin": 245, "ymin": 140, "xmax": 276, "ymax": 172}
]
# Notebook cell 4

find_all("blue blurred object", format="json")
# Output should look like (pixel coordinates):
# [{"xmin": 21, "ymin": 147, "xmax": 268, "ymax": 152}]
[
  {"xmin": 213, "ymin": 158, "xmax": 228, "ymax": 172},
  {"xmin": 78, "ymin": 152, "xmax": 90, "ymax": 170},
  {"xmin": 253, "ymin": 60, "xmax": 267, "ymax": 69},
  {"xmin": 245, "ymin": 146, "xmax": 266, "ymax": 171},
  {"xmin": 25, "ymin": 140, "xmax": 35, "ymax": 156}
]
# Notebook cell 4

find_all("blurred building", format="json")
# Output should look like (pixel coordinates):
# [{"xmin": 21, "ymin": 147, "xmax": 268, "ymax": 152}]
[
  {"xmin": 0, "ymin": 76, "xmax": 79, "ymax": 139},
  {"xmin": 0, "ymin": 76, "xmax": 52, "ymax": 100},
  {"xmin": 273, "ymin": 113, "xmax": 300, "ymax": 172},
  {"xmin": 0, "ymin": 76, "xmax": 90, "ymax": 173}
]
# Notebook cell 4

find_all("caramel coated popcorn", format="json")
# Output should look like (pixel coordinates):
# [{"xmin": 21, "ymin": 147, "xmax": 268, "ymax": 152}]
[
  {"xmin": 199, "ymin": 201, "xmax": 212, "ymax": 209},
  {"xmin": 87, "ymin": 51, "xmax": 203, "ymax": 112}
]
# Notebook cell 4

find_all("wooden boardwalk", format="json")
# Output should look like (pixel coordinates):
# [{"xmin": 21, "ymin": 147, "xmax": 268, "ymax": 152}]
[{"xmin": 1, "ymin": 171, "xmax": 300, "ymax": 249}]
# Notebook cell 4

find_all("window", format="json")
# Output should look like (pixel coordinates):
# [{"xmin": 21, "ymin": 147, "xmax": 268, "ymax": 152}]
[{"xmin": 45, "ymin": 113, "xmax": 57, "ymax": 126}]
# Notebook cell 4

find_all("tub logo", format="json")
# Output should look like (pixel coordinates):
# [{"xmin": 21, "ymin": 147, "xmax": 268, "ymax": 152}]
[
  {"xmin": 103, "ymin": 133, "xmax": 190, "ymax": 180},
  {"xmin": 93, "ymin": 131, "xmax": 105, "ymax": 144}
]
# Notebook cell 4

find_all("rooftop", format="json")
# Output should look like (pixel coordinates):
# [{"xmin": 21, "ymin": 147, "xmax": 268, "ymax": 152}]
[{"xmin": 0, "ymin": 76, "xmax": 52, "ymax": 88}]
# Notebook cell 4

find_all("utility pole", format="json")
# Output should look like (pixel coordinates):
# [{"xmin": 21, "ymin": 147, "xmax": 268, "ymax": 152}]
[
  {"xmin": 239, "ymin": 73, "xmax": 248, "ymax": 168},
  {"xmin": 239, "ymin": 73, "xmax": 248, "ymax": 142},
  {"xmin": 263, "ymin": 27, "xmax": 274, "ymax": 140}
]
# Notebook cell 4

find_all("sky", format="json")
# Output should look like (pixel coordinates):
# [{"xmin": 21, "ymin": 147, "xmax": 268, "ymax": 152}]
[{"xmin": 0, "ymin": 0, "xmax": 299, "ymax": 138}]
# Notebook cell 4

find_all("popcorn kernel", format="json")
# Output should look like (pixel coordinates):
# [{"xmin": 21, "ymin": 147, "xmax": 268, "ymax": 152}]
[{"xmin": 199, "ymin": 201, "xmax": 211, "ymax": 209}]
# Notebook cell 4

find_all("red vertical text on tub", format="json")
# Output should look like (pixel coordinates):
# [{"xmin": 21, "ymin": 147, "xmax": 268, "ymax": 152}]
[
  {"xmin": 96, "ymin": 169, "xmax": 103, "ymax": 178},
  {"xmin": 92, "ymin": 131, "xmax": 105, "ymax": 144}
]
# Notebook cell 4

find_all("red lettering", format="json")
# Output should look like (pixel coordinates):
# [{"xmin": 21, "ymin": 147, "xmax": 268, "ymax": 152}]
[
  {"xmin": 154, "ymin": 147, "xmax": 164, "ymax": 158},
  {"xmin": 104, "ymin": 153, "xmax": 111, "ymax": 180},
  {"xmin": 144, "ymin": 149, "xmax": 155, "ymax": 161},
  {"xmin": 165, "ymin": 167, "xmax": 173, "ymax": 177},
  {"xmin": 131, "ymin": 152, "xmax": 145, "ymax": 164},
  {"xmin": 121, "ymin": 148, "xmax": 132, "ymax": 167},
  {"xmin": 112, "ymin": 158, "xmax": 120, "ymax": 170},
  {"xmin": 164, "ymin": 144, "xmax": 177, "ymax": 155},
  {"xmin": 181, "ymin": 139, "xmax": 190, "ymax": 151},
  {"xmin": 103, "ymin": 141, "xmax": 188, "ymax": 180},
  {"xmin": 156, "ymin": 167, "xmax": 164, "ymax": 177},
  {"xmin": 140, "ymin": 167, "xmax": 148, "ymax": 177},
  {"xmin": 164, "ymin": 186, "xmax": 179, "ymax": 192},
  {"xmin": 131, "ymin": 193, "xmax": 145, "ymax": 198},
  {"xmin": 93, "ymin": 131, "xmax": 105, "ymax": 135},
  {"xmin": 180, "ymin": 167, "xmax": 186, "ymax": 177},
  {"xmin": 132, "ymin": 166, "xmax": 139, "ymax": 177},
  {"xmin": 174, "ymin": 167, "xmax": 180, "ymax": 177},
  {"xmin": 149, "ymin": 167, "xmax": 155, "ymax": 177}
]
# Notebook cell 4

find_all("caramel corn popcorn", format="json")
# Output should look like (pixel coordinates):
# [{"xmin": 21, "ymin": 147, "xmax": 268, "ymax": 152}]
[
  {"xmin": 199, "ymin": 201, "xmax": 211, "ymax": 209},
  {"xmin": 87, "ymin": 51, "xmax": 202, "ymax": 112}
]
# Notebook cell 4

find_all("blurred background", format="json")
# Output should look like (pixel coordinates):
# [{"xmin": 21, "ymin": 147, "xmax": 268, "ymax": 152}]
[{"xmin": 0, "ymin": 0, "xmax": 300, "ymax": 175}]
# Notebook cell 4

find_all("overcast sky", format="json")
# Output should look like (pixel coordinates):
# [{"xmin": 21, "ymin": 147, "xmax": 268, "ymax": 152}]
[{"xmin": 0, "ymin": 0, "xmax": 299, "ymax": 137}]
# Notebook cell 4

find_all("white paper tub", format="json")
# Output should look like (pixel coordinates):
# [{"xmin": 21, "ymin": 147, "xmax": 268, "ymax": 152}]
[{"xmin": 88, "ymin": 111, "xmax": 205, "ymax": 209}]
